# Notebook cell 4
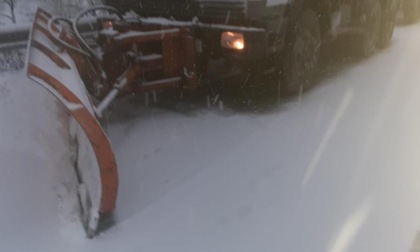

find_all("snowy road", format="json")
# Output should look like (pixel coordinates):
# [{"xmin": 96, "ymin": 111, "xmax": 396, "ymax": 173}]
[{"xmin": 2, "ymin": 23, "xmax": 420, "ymax": 251}]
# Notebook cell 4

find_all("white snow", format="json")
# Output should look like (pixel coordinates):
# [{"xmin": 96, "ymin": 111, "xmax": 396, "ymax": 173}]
[
  {"xmin": 0, "ymin": 72, "xmax": 86, "ymax": 249},
  {"xmin": 2, "ymin": 22, "xmax": 420, "ymax": 252},
  {"xmin": 136, "ymin": 16, "xmax": 265, "ymax": 32}
]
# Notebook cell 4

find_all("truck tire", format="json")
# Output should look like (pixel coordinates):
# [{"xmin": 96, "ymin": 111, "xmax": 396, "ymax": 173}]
[
  {"xmin": 377, "ymin": 0, "xmax": 397, "ymax": 49},
  {"xmin": 360, "ymin": 1, "xmax": 382, "ymax": 56},
  {"xmin": 282, "ymin": 9, "xmax": 321, "ymax": 95},
  {"xmin": 402, "ymin": 0, "xmax": 420, "ymax": 23}
]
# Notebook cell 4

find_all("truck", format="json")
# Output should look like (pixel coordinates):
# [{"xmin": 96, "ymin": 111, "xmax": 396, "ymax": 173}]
[
  {"xmin": 24, "ymin": 1, "xmax": 398, "ymax": 237},
  {"xmin": 104, "ymin": 0, "xmax": 398, "ymax": 94},
  {"xmin": 401, "ymin": 0, "xmax": 420, "ymax": 23}
]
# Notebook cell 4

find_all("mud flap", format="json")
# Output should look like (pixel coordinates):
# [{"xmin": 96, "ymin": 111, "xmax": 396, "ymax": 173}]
[{"xmin": 25, "ymin": 8, "xmax": 118, "ymax": 237}]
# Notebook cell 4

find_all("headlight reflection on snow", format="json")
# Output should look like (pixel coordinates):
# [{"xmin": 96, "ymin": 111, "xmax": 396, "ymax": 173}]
[
  {"xmin": 302, "ymin": 88, "xmax": 354, "ymax": 186},
  {"xmin": 327, "ymin": 200, "xmax": 373, "ymax": 252}
]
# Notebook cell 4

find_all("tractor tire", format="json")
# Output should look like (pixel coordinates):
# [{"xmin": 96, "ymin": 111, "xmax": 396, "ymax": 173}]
[
  {"xmin": 359, "ymin": 1, "xmax": 382, "ymax": 56},
  {"xmin": 229, "ymin": 60, "xmax": 274, "ymax": 109},
  {"xmin": 402, "ymin": 0, "xmax": 420, "ymax": 23},
  {"xmin": 281, "ymin": 8, "xmax": 322, "ymax": 95},
  {"xmin": 377, "ymin": 0, "xmax": 397, "ymax": 49}
]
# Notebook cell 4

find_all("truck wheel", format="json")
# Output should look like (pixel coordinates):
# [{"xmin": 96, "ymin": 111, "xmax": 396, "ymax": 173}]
[
  {"xmin": 282, "ymin": 9, "xmax": 321, "ymax": 95},
  {"xmin": 403, "ymin": 0, "xmax": 420, "ymax": 23},
  {"xmin": 377, "ymin": 0, "xmax": 397, "ymax": 49},
  {"xmin": 360, "ymin": 1, "xmax": 382, "ymax": 56}
]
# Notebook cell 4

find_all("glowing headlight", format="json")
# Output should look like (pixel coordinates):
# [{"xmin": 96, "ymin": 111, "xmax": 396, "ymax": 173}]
[{"xmin": 221, "ymin": 32, "xmax": 245, "ymax": 50}]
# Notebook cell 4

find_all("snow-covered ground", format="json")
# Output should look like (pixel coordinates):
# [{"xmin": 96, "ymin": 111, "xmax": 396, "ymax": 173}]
[
  {"xmin": 0, "ymin": 72, "xmax": 87, "ymax": 250},
  {"xmin": 2, "ymin": 23, "xmax": 420, "ymax": 251}
]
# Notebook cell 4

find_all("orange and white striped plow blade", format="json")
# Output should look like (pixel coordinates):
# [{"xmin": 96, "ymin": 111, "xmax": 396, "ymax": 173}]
[{"xmin": 25, "ymin": 8, "xmax": 118, "ymax": 237}]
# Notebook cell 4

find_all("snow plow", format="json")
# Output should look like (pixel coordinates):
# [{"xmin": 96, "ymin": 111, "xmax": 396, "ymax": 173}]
[
  {"xmin": 25, "ymin": 4, "xmax": 265, "ymax": 237},
  {"xmin": 25, "ymin": 6, "xmax": 199, "ymax": 237}
]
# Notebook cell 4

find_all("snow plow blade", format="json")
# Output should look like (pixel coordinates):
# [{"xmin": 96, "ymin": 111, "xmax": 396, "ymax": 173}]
[{"xmin": 25, "ymin": 8, "xmax": 118, "ymax": 238}]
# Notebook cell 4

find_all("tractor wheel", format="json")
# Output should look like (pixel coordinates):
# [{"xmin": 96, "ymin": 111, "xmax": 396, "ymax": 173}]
[
  {"xmin": 377, "ymin": 0, "xmax": 397, "ymax": 49},
  {"xmin": 227, "ymin": 60, "xmax": 275, "ymax": 109},
  {"xmin": 281, "ymin": 8, "xmax": 322, "ymax": 95},
  {"xmin": 403, "ymin": 0, "xmax": 420, "ymax": 23},
  {"xmin": 359, "ymin": 1, "xmax": 382, "ymax": 56}
]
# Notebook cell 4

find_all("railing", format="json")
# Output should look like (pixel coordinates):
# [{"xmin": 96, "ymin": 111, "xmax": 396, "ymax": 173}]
[
  {"xmin": 0, "ymin": 25, "xmax": 29, "ymax": 71},
  {"xmin": 0, "ymin": 25, "xmax": 31, "ymax": 51},
  {"xmin": 0, "ymin": 21, "xmax": 98, "ymax": 71}
]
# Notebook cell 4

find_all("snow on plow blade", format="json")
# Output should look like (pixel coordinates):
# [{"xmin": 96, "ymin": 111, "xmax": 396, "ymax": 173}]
[{"xmin": 26, "ymin": 8, "xmax": 118, "ymax": 237}]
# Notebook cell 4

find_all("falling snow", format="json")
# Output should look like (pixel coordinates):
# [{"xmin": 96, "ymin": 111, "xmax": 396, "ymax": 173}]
[{"xmin": 1, "ymin": 1, "xmax": 420, "ymax": 251}]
